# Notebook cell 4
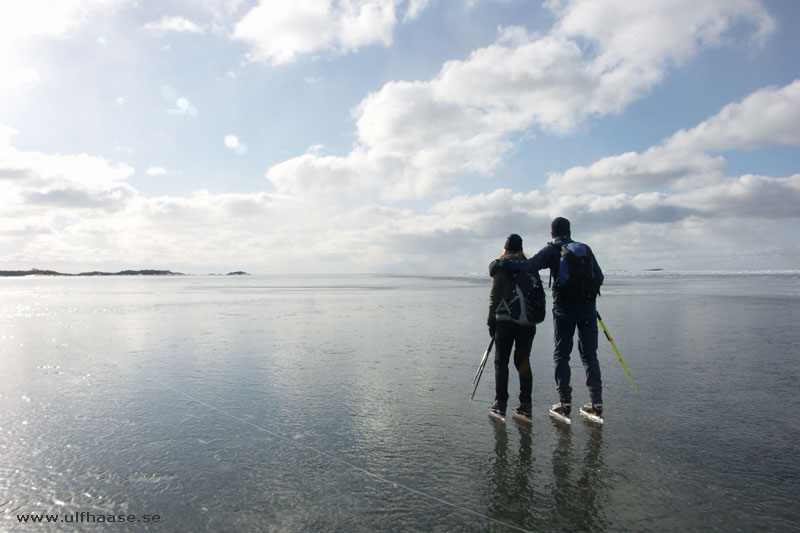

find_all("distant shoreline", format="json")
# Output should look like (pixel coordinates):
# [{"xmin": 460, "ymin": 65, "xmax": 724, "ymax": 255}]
[
  {"xmin": 0, "ymin": 269, "xmax": 250, "ymax": 277},
  {"xmin": 0, "ymin": 269, "xmax": 184, "ymax": 277}
]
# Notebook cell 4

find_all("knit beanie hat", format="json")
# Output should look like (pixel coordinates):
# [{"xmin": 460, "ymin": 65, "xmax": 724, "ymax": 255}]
[
  {"xmin": 551, "ymin": 217, "xmax": 571, "ymax": 237},
  {"xmin": 504, "ymin": 233, "xmax": 523, "ymax": 252}
]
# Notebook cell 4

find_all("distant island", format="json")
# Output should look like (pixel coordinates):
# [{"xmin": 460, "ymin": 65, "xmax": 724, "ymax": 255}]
[
  {"xmin": 0, "ymin": 268, "xmax": 253, "ymax": 277},
  {"xmin": 0, "ymin": 268, "xmax": 184, "ymax": 277}
]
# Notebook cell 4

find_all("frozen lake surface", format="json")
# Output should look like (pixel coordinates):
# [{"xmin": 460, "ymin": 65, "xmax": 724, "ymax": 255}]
[{"xmin": 2, "ymin": 272, "xmax": 799, "ymax": 531}]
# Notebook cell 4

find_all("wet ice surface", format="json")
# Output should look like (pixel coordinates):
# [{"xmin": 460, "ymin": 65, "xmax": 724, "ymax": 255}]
[{"xmin": 1, "ymin": 273, "xmax": 799, "ymax": 531}]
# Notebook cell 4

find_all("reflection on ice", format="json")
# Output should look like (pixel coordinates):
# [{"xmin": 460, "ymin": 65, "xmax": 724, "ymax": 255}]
[{"xmin": 0, "ymin": 274, "xmax": 798, "ymax": 531}]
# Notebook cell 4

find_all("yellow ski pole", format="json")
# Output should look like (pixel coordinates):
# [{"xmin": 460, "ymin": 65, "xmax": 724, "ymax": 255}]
[{"xmin": 596, "ymin": 311, "xmax": 638, "ymax": 393}]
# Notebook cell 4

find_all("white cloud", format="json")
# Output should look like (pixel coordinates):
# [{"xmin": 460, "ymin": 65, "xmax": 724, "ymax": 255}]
[
  {"xmin": 670, "ymin": 173, "xmax": 800, "ymax": 219},
  {"xmin": 146, "ymin": 167, "xmax": 167, "ymax": 176},
  {"xmin": 0, "ymin": 0, "xmax": 126, "ymax": 83},
  {"xmin": 4, "ymin": 122, "xmax": 797, "ymax": 273},
  {"xmin": 0, "ymin": 0, "xmax": 126, "ymax": 43},
  {"xmin": 2, "ymin": 2, "xmax": 795, "ymax": 273},
  {"xmin": 547, "ymin": 80, "xmax": 800, "ymax": 193},
  {"xmin": 113, "ymin": 142, "xmax": 133, "ymax": 155},
  {"xmin": 0, "ymin": 67, "xmax": 40, "ymax": 90},
  {"xmin": 548, "ymin": 0, "xmax": 774, "ymax": 111},
  {"xmin": 550, "ymin": 0, "xmax": 773, "ymax": 55},
  {"xmin": 0, "ymin": 129, "xmax": 292, "ymax": 270},
  {"xmin": 398, "ymin": 172, "xmax": 799, "ymax": 270},
  {"xmin": 266, "ymin": 1, "xmax": 775, "ymax": 201},
  {"xmin": 665, "ymin": 80, "xmax": 800, "ymax": 152},
  {"xmin": 0, "ymin": 127, "xmax": 135, "ymax": 221},
  {"xmin": 0, "ymin": 124, "xmax": 20, "ymax": 146},
  {"xmin": 140, "ymin": 190, "xmax": 281, "ymax": 226},
  {"xmin": 546, "ymin": 148, "xmax": 727, "ymax": 194},
  {"xmin": 233, "ymin": 0, "xmax": 413, "ymax": 66},
  {"xmin": 404, "ymin": 0, "xmax": 430, "ymax": 21},
  {"xmin": 267, "ymin": 74, "xmax": 800, "ymax": 270},
  {"xmin": 21, "ymin": 186, "xmax": 135, "ymax": 212},
  {"xmin": 143, "ymin": 16, "xmax": 205, "ymax": 35},
  {"xmin": 0, "ymin": 147, "xmax": 133, "ymax": 188},
  {"xmin": 224, "ymin": 134, "xmax": 247, "ymax": 155},
  {"xmin": 266, "ymin": 149, "xmax": 377, "ymax": 200}
]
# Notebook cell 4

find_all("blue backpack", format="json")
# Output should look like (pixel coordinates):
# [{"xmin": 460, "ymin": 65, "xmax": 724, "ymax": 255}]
[{"xmin": 552, "ymin": 242, "xmax": 599, "ymax": 303}]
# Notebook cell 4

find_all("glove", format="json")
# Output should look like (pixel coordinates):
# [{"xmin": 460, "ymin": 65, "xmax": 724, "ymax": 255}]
[{"xmin": 488, "ymin": 318, "xmax": 496, "ymax": 338}]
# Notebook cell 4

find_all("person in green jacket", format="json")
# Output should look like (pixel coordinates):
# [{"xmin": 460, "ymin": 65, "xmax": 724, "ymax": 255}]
[{"xmin": 487, "ymin": 234, "xmax": 536, "ymax": 420}]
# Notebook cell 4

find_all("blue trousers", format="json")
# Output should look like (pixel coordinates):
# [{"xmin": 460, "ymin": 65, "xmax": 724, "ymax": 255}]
[{"xmin": 552, "ymin": 301, "xmax": 602, "ymax": 405}]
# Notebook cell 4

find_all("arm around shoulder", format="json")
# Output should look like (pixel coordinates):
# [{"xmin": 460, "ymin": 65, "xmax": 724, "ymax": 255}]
[
  {"xmin": 505, "ymin": 256, "xmax": 538, "ymax": 273},
  {"xmin": 513, "ymin": 245, "xmax": 555, "ymax": 273}
]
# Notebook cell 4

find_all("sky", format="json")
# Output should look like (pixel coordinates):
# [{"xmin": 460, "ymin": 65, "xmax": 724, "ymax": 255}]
[{"xmin": 1, "ymin": 0, "xmax": 799, "ymax": 274}]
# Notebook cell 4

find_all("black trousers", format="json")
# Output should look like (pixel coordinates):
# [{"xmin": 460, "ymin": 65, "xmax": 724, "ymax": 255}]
[{"xmin": 494, "ymin": 321, "xmax": 535, "ymax": 405}]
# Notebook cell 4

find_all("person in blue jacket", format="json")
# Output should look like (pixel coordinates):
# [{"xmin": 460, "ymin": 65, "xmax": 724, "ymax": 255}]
[{"xmin": 489, "ymin": 217, "xmax": 604, "ymax": 420}]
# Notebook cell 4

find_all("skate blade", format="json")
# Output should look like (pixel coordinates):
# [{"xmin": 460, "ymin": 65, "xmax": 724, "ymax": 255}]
[
  {"xmin": 488, "ymin": 411, "xmax": 506, "ymax": 423},
  {"xmin": 512, "ymin": 411, "xmax": 532, "ymax": 424},
  {"xmin": 580, "ymin": 409, "xmax": 604, "ymax": 425},
  {"xmin": 548, "ymin": 409, "xmax": 571, "ymax": 425}
]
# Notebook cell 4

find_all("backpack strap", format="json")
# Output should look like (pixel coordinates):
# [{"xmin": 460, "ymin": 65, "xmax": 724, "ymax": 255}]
[{"xmin": 547, "ymin": 242, "xmax": 560, "ymax": 288}]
